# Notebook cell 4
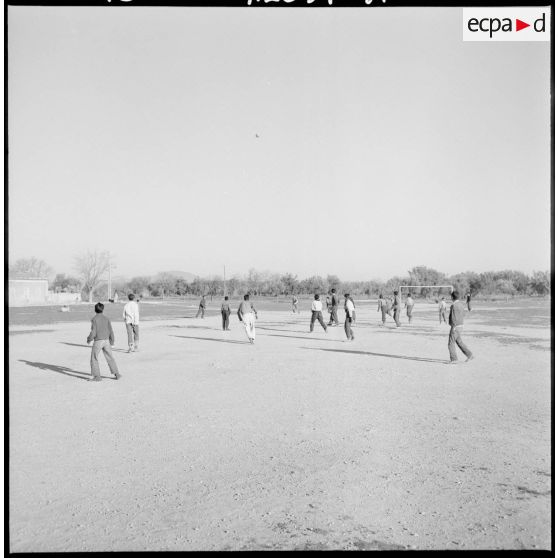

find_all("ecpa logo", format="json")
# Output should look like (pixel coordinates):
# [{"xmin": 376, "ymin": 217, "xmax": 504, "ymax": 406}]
[{"xmin": 463, "ymin": 8, "xmax": 550, "ymax": 41}]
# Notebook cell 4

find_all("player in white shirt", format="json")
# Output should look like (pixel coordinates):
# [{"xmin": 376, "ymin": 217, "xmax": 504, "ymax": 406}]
[
  {"xmin": 344, "ymin": 293, "xmax": 355, "ymax": 341},
  {"xmin": 123, "ymin": 293, "xmax": 140, "ymax": 352},
  {"xmin": 310, "ymin": 294, "xmax": 328, "ymax": 333},
  {"xmin": 438, "ymin": 297, "xmax": 447, "ymax": 324},
  {"xmin": 405, "ymin": 294, "xmax": 415, "ymax": 323}
]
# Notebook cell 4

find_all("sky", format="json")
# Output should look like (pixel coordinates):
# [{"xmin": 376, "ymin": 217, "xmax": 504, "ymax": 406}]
[{"xmin": 8, "ymin": 6, "xmax": 551, "ymax": 281}]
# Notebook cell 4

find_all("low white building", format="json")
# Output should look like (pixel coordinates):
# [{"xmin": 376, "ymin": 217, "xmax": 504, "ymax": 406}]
[{"xmin": 8, "ymin": 278, "xmax": 49, "ymax": 306}]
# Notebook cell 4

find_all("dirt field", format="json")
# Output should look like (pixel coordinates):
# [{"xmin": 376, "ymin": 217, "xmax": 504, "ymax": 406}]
[{"xmin": 8, "ymin": 298, "xmax": 551, "ymax": 551}]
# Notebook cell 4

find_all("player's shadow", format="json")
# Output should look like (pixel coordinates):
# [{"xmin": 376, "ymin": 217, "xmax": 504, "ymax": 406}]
[
  {"xmin": 172, "ymin": 335, "xmax": 247, "ymax": 345},
  {"xmin": 166, "ymin": 325, "xmax": 214, "ymax": 330},
  {"xmin": 59, "ymin": 342, "xmax": 127, "ymax": 353},
  {"xmin": 19, "ymin": 359, "xmax": 104, "ymax": 381},
  {"xmin": 303, "ymin": 347, "xmax": 448, "ymax": 364},
  {"xmin": 9, "ymin": 329, "xmax": 54, "ymax": 335},
  {"xmin": 257, "ymin": 326, "xmax": 303, "ymax": 334},
  {"xmin": 263, "ymin": 333, "xmax": 340, "ymax": 343},
  {"xmin": 258, "ymin": 321, "xmax": 299, "ymax": 327}
]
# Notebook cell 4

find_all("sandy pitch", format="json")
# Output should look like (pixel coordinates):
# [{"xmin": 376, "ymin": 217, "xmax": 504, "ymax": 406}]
[{"xmin": 9, "ymin": 303, "xmax": 551, "ymax": 551}]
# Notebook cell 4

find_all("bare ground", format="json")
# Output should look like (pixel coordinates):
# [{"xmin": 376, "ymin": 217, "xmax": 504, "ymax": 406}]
[{"xmin": 8, "ymin": 301, "xmax": 551, "ymax": 551}]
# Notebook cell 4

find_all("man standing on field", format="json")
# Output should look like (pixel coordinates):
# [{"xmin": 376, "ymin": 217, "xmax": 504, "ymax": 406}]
[
  {"xmin": 196, "ymin": 295, "xmax": 206, "ymax": 318},
  {"xmin": 377, "ymin": 294, "xmax": 388, "ymax": 325},
  {"xmin": 439, "ymin": 297, "xmax": 447, "ymax": 324},
  {"xmin": 238, "ymin": 293, "xmax": 258, "ymax": 344},
  {"xmin": 405, "ymin": 293, "xmax": 415, "ymax": 324},
  {"xmin": 466, "ymin": 292, "xmax": 472, "ymax": 311},
  {"xmin": 292, "ymin": 295, "xmax": 299, "ymax": 314},
  {"xmin": 309, "ymin": 294, "xmax": 328, "ymax": 333},
  {"xmin": 327, "ymin": 288, "xmax": 339, "ymax": 326},
  {"xmin": 448, "ymin": 290, "xmax": 474, "ymax": 364},
  {"xmin": 392, "ymin": 290, "xmax": 401, "ymax": 327},
  {"xmin": 221, "ymin": 296, "xmax": 231, "ymax": 331},
  {"xmin": 123, "ymin": 293, "xmax": 140, "ymax": 352},
  {"xmin": 87, "ymin": 302, "xmax": 121, "ymax": 382},
  {"xmin": 344, "ymin": 293, "xmax": 355, "ymax": 341}
]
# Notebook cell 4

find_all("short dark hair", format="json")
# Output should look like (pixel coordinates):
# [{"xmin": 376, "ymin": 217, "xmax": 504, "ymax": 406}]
[
  {"xmin": 331, "ymin": 288, "xmax": 336, "ymax": 293},
  {"xmin": 94, "ymin": 302, "xmax": 104, "ymax": 313},
  {"xmin": 244, "ymin": 294, "xmax": 250, "ymax": 301},
  {"xmin": 379, "ymin": 294, "xmax": 383, "ymax": 298},
  {"xmin": 225, "ymin": 296, "xmax": 229, "ymax": 300},
  {"xmin": 451, "ymin": 290, "xmax": 459, "ymax": 300},
  {"xmin": 314, "ymin": 294, "xmax": 320, "ymax": 300},
  {"xmin": 394, "ymin": 290, "xmax": 398, "ymax": 295},
  {"xmin": 128, "ymin": 293, "xmax": 135, "ymax": 301},
  {"xmin": 344, "ymin": 293, "xmax": 350, "ymax": 297}
]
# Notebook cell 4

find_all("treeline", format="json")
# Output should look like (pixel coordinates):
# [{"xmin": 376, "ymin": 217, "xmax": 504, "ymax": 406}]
[
  {"xmin": 55, "ymin": 266, "xmax": 549, "ymax": 300},
  {"xmin": 10, "ymin": 257, "xmax": 550, "ymax": 300}
]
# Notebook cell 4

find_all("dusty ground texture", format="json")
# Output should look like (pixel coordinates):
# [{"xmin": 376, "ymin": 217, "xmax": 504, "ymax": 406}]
[{"xmin": 8, "ymin": 298, "xmax": 551, "ymax": 551}]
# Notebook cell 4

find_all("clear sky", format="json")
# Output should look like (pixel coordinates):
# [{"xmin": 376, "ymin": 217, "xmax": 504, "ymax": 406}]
[{"xmin": 8, "ymin": 6, "xmax": 551, "ymax": 281}]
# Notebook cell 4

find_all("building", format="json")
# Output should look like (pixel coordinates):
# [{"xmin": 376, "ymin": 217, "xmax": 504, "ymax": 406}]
[{"xmin": 8, "ymin": 278, "xmax": 49, "ymax": 306}]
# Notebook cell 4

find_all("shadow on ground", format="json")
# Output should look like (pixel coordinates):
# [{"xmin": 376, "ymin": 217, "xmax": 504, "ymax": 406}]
[
  {"xmin": 172, "ymin": 335, "xmax": 248, "ymax": 345},
  {"xmin": 302, "ymin": 347, "xmax": 448, "ymax": 364},
  {"xmin": 9, "ymin": 329, "xmax": 54, "ymax": 336},
  {"xmin": 18, "ymin": 359, "xmax": 115, "ymax": 381},
  {"xmin": 59, "ymin": 342, "xmax": 127, "ymax": 353}
]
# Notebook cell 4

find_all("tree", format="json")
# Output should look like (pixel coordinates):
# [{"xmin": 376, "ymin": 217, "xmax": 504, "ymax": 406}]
[
  {"xmin": 207, "ymin": 276, "xmax": 222, "ymax": 300},
  {"xmin": 495, "ymin": 278, "xmax": 515, "ymax": 297},
  {"xmin": 52, "ymin": 273, "xmax": 81, "ymax": 293},
  {"xmin": 511, "ymin": 271, "xmax": 530, "ymax": 295},
  {"xmin": 326, "ymin": 274, "xmax": 341, "ymax": 292},
  {"xmin": 407, "ymin": 266, "xmax": 448, "ymax": 297},
  {"xmin": 280, "ymin": 273, "xmax": 299, "ymax": 295},
  {"xmin": 128, "ymin": 276, "xmax": 151, "ymax": 296},
  {"xmin": 74, "ymin": 251, "xmax": 110, "ymax": 303},
  {"xmin": 247, "ymin": 268, "xmax": 260, "ymax": 295},
  {"xmin": 174, "ymin": 278, "xmax": 189, "ymax": 296},
  {"xmin": 363, "ymin": 280, "xmax": 383, "ymax": 297},
  {"xmin": 384, "ymin": 275, "xmax": 407, "ymax": 294},
  {"xmin": 9, "ymin": 257, "xmax": 52, "ymax": 278},
  {"xmin": 189, "ymin": 277, "xmax": 207, "ymax": 297},
  {"xmin": 226, "ymin": 276, "xmax": 241, "ymax": 297},
  {"xmin": 265, "ymin": 273, "xmax": 283, "ymax": 297},
  {"xmin": 152, "ymin": 272, "xmax": 178, "ymax": 298},
  {"xmin": 530, "ymin": 270, "xmax": 550, "ymax": 296},
  {"xmin": 300, "ymin": 275, "xmax": 326, "ymax": 294}
]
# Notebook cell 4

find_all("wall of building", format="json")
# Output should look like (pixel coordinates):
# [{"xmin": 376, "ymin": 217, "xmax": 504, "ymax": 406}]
[{"xmin": 8, "ymin": 279, "xmax": 49, "ymax": 306}]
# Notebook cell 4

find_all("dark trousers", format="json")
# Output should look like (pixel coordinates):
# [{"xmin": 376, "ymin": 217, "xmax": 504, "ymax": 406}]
[
  {"xmin": 344, "ymin": 314, "xmax": 354, "ymax": 340},
  {"xmin": 221, "ymin": 311, "xmax": 230, "ymax": 330},
  {"xmin": 310, "ymin": 311, "xmax": 327, "ymax": 332},
  {"xmin": 393, "ymin": 308, "xmax": 401, "ymax": 327},
  {"xmin": 328, "ymin": 306, "xmax": 339, "ymax": 325},
  {"xmin": 467, "ymin": 301, "xmax": 471, "ymax": 311},
  {"xmin": 448, "ymin": 326, "xmax": 472, "ymax": 361},
  {"xmin": 196, "ymin": 305, "xmax": 205, "ymax": 318}
]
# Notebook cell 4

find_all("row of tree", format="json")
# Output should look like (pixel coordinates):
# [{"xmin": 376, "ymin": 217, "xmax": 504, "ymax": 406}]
[{"xmin": 8, "ymin": 256, "xmax": 551, "ymax": 301}]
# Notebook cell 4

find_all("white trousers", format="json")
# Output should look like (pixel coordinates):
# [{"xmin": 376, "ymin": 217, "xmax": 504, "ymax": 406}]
[{"xmin": 242, "ymin": 312, "xmax": 256, "ymax": 340}]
